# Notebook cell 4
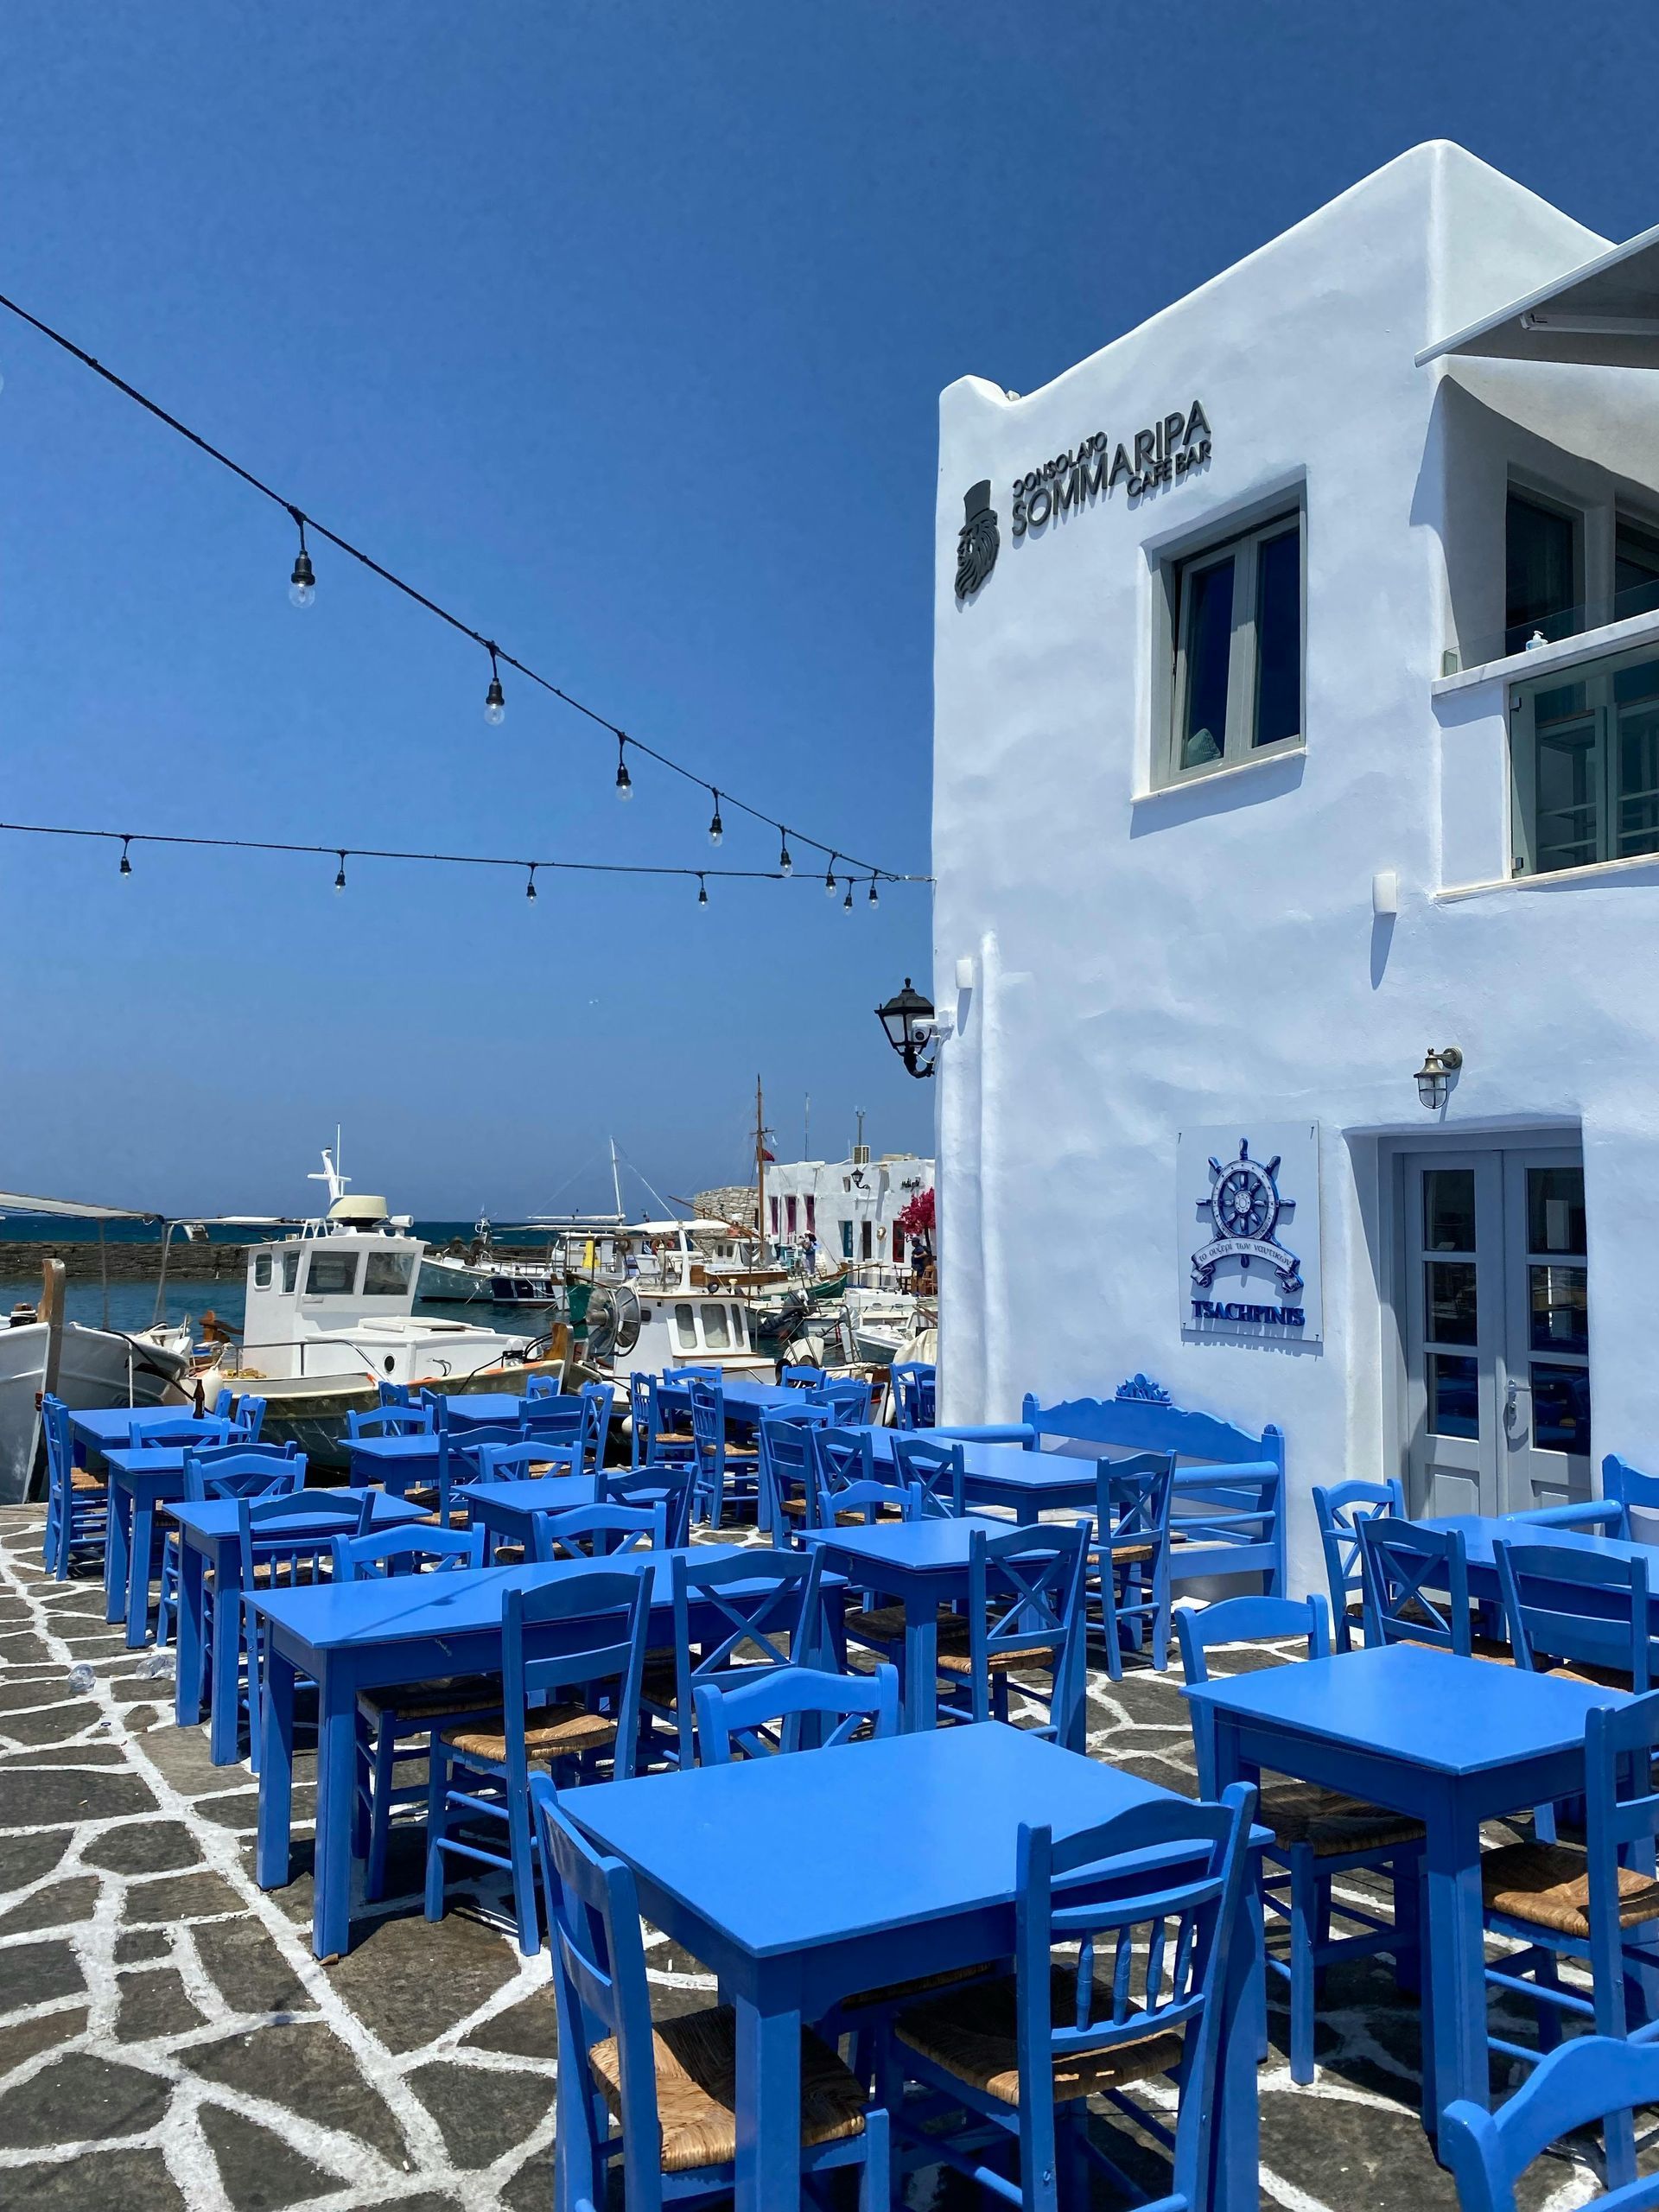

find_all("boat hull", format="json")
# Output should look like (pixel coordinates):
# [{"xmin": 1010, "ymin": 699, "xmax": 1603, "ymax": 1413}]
[
  {"xmin": 214, "ymin": 1356, "xmax": 569, "ymax": 1471},
  {"xmin": 0, "ymin": 1324, "xmax": 48, "ymax": 1506}
]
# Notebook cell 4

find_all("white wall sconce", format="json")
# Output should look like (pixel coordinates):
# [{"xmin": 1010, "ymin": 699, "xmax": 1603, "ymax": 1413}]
[
  {"xmin": 1372, "ymin": 870, "xmax": 1399, "ymax": 918},
  {"xmin": 955, "ymin": 956, "xmax": 975, "ymax": 991},
  {"xmin": 1414, "ymin": 1046, "xmax": 1463, "ymax": 1110}
]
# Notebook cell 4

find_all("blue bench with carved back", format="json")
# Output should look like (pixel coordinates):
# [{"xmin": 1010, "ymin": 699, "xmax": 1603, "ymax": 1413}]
[{"xmin": 942, "ymin": 1374, "xmax": 1285, "ymax": 1618}]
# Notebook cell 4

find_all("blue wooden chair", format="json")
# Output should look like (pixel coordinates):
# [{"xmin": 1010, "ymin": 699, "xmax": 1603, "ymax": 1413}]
[
  {"xmin": 810, "ymin": 1376, "xmax": 874, "ymax": 1426},
  {"xmin": 599, "ymin": 1461, "xmax": 696, "ymax": 1547},
  {"xmin": 155, "ymin": 1447, "xmax": 304, "ymax": 1647},
  {"xmin": 807, "ymin": 1426, "xmax": 912, "ymax": 1531},
  {"xmin": 627, "ymin": 1370, "xmax": 694, "ymax": 1471},
  {"xmin": 1358, "ymin": 1515, "xmax": 1512, "ymax": 1659},
  {"xmin": 892, "ymin": 1433, "xmax": 967, "ymax": 1519},
  {"xmin": 129, "ymin": 1413, "xmax": 234, "ymax": 1449},
  {"xmin": 238, "ymin": 1490, "xmax": 371, "ymax": 1771},
  {"xmin": 1313, "ymin": 1477, "xmax": 1404, "ymax": 1651},
  {"xmin": 933, "ymin": 1522, "xmax": 1090, "ymax": 1750},
  {"xmin": 891, "ymin": 1361, "xmax": 936, "ymax": 1430},
  {"xmin": 1604, "ymin": 1454, "xmax": 1659, "ymax": 1541},
  {"xmin": 1477, "ymin": 1692, "xmax": 1659, "ymax": 2190},
  {"xmin": 531, "ymin": 1776, "xmax": 891, "ymax": 2210},
  {"xmin": 429, "ymin": 1422, "xmax": 530, "ymax": 1523},
  {"xmin": 467, "ymin": 1438, "xmax": 581, "ymax": 1484},
  {"xmin": 232, "ymin": 1395, "xmax": 268, "ymax": 1441},
  {"xmin": 1442, "ymin": 2034, "xmax": 1659, "ymax": 2212},
  {"xmin": 425, "ymin": 1571, "xmax": 652, "ymax": 1953},
  {"xmin": 346, "ymin": 1401, "xmax": 435, "ymax": 1440},
  {"xmin": 756, "ymin": 1406, "xmax": 830, "ymax": 1539},
  {"xmin": 519, "ymin": 1396, "xmax": 587, "ymax": 1457},
  {"xmin": 887, "ymin": 1785, "xmax": 1256, "ymax": 2212},
  {"xmin": 377, "ymin": 1380, "xmax": 413, "ymax": 1407},
  {"xmin": 41, "ymin": 1394, "xmax": 107, "ymax": 1581},
  {"xmin": 1494, "ymin": 1538, "xmax": 1653, "ymax": 1692},
  {"xmin": 1086, "ymin": 1450, "xmax": 1174, "ymax": 1680},
  {"xmin": 529, "ymin": 1503, "xmax": 666, "ymax": 1562},
  {"xmin": 692, "ymin": 1662, "xmax": 900, "ymax": 1762},
  {"xmin": 578, "ymin": 1381, "xmax": 615, "ymax": 1471},
  {"xmin": 1177, "ymin": 1592, "xmax": 1426, "ymax": 2084},
  {"xmin": 327, "ymin": 1524, "xmax": 493, "ymax": 1902},
  {"xmin": 781, "ymin": 1362, "xmax": 828, "ymax": 1389},
  {"xmin": 686, "ymin": 1376, "xmax": 759, "ymax": 1527},
  {"xmin": 645, "ymin": 1548, "xmax": 828, "ymax": 1770}
]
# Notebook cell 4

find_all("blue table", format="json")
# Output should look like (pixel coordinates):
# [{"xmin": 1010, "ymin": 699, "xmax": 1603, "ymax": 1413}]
[
  {"xmin": 1424, "ymin": 1514, "xmax": 1659, "ymax": 1622},
  {"xmin": 346, "ymin": 1432, "xmax": 442, "ymax": 1491},
  {"xmin": 461, "ymin": 1472, "xmax": 599, "ymax": 1560},
  {"xmin": 250, "ymin": 1547, "xmax": 845, "ymax": 1958},
  {"xmin": 1184, "ymin": 1641, "xmax": 1626, "ymax": 2139},
  {"xmin": 867, "ymin": 1428, "xmax": 1096, "ymax": 1516},
  {"xmin": 67, "ymin": 1406, "xmax": 161, "ymax": 1462},
  {"xmin": 102, "ymin": 1447, "xmax": 194, "ymax": 1643},
  {"xmin": 569, "ymin": 1719, "xmax": 1267, "ymax": 2212},
  {"xmin": 168, "ymin": 1488, "xmax": 429, "ymax": 1765},
  {"xmin": 803, "ymin": 1518, "xmax": 1086, "ymax": 1745},
  {"xmin": 442, "ymin": 1393, "xmax": 530, "ymax": 1429},
  {"xmin": 658, "ymin": 1375, "xmax": 802, "ymax": 1427}
]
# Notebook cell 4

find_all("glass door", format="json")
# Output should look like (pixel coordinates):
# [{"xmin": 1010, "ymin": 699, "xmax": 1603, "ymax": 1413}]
[{"xmin": 1500, "ymin": 1151, "xmax": 1592, "ymax": 1512}]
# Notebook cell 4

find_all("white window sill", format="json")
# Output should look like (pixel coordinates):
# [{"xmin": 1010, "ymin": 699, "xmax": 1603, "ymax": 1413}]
[
  {"xmin": 1135, "ymin": 741, "xmax": 1305, "ymax": 804},
  {"xmin": 1438, "ymin": 849, "xmax": 1659, "ymax": 902},
  {"xmin": 1434, "ymin": 607, "xmax": 1659, "ymax": 696}
]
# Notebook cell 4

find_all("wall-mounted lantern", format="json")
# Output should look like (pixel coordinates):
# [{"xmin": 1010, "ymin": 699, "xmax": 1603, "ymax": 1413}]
[
  {"xmin": 876, "ymin": 978, "xmax": 938, "ymax": 1079},
  {"xmin": 1414, "ymin": 1046, "xmax": 1463, "ymax": 1110}
]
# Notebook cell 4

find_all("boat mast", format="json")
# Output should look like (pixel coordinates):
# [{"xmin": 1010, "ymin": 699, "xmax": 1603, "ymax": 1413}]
[
  {"xmin": 754, "ymin": 1076, "xmax": 770, "ymax": 1262},
  {"xmin": 609, "ymin": 1137, "xmax": 624, "ymax": 1219}
]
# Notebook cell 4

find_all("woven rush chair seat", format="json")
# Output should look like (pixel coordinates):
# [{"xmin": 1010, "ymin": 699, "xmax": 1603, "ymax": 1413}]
[
  {"xmin": 587, "ymin": 2004, "xmax": 868, "ymax": 2173},
  {"xmin": 1100, "ymin": 1538, "xmax": 1157, "ymax": 1565},
  {"xmin": 1482, "ymin": 1841, "xmax": 1659, "ymax": 1936},
  {"xmin": 934, "ymin": 1616, "xmax": 1059, "ymax": 1675},
  {"xmin": 1547, "ymin": 1657, "xmax": 1636, "ymax": 1691},
  {"xmin": 1258, "ymin": 1780, "xmax": 1426, "ymax": 1857},
  {"xmin": 837, "ymin": 1961, "xmax": 991, "ymax": 2012},
  {"xmin": 490, "ymin": 1542, "xmax": 526, "ymax": 1564},
  {"xmin": 641, "ymin": 1652, "xmax": 785, "ymax": 1708},
  {"xmin": 845, "ymin": 1602, "xmax": 959, "ymax": 1643},
  {"xmin": 69, "ymin": 1467, "xmax": 107, "ymax": 1493},
  {"xmin": 894, "ymin": 1965, "xmax": 1183, "ymax": 2105},
  {"xmin": 441, "ymin": 1705, "xmax": 616, "ymax": 1764},
  {"xmin": 1470, "ymin": 1633, "xmax": 1516, "ymax": 1664},
  {"xmin": 357, "ymin": 1675, "xmax": 500, "ymax": 1721}
]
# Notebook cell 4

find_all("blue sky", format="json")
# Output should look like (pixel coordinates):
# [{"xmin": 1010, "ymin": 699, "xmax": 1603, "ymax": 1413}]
[{"xmin": 0, "ymin": 3, "xmax": 1653, "ymax": 1217}]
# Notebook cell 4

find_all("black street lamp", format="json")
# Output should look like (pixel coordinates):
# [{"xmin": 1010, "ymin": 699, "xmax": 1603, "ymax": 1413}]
[{"xmin": 876, "ymin": 978, "xmax": 938, "ymax": 1079}]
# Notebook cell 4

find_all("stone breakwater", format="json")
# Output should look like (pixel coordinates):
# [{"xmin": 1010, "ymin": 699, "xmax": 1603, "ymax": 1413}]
[{"xmin": 0, "ymin": 1241, "xmax": 252, "ymax": 1281}]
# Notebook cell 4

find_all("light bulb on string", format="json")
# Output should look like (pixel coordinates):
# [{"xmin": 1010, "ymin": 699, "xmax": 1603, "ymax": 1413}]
[
  {"xmin": 615, "ymin": 735, "xmax": 632, "ymax": 800},
  {"xmin": 708, "ymin": 791, "xmax": 723, "ymax": 847},
  {"xmin": 334, "ymin": 850, "xmax": 347, "ymax": 894},
  {"xmin": 824, "ymin": 855, "xmax": 838, "ymax": 898},
  {"xmin": 118, "ymin": 836, "xmax": 132, "ymax": 879},
  {"xmin": 288, "ymin": 509, "xmax": 315, "ymax": 608},
  {"xmin": 868, "ymin": 876, "xmax": 880, "ymax": 909},
  {"xmin": 696, "ymin": 873, "xmax": 709, "ymax": 909},
  {"xmin": 842, "ymin": 880, "xmax": 855, "ymax": 914},
  {"xmin": 525, "ymin": 864, "xmax": 537, "ymax": 902},
  {"xmin": 779, "ymin": 830, "xmax": 792, "ymax": 876},
  {"xmin": 484, "ymin": 645, "xmax": 506, "ymax": 727}
]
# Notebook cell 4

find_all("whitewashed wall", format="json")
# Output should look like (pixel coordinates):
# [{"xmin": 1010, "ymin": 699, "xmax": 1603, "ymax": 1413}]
[{"xmin": 931, "ymin": 142, "xmax": 1659, "ymax": 1593}]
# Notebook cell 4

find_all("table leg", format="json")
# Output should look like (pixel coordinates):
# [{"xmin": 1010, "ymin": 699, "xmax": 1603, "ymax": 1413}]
[
  {"xmin": 256, "ymin": 1644, "xmax": 296, "ymax": 1891},
  {"xmin": 733, "ymin": 1991, "xmax": 801, "ymax": 2212},
  {"xmin": 903, "ymin": 1591, "xmax": 938, "ymax": 1732},
  {"xmin": 175, "ymin": 1543, "xmax": 206, "ymax": 1726},
  {"xmin": 125, "ymin": 1499, "xmax": 155, "ymax": 1647},
  {"xmin": 1210, "ymin": 1843, "xmax": 1265, "ymax": 2212},
  {"xmin": 312, "ymin": 1663, "xmax": 358, "ymax": 1960},
  {"xmin": 1423, "ymin": 1789, "xmax": 1487, "ymax": 2139},
  {"xmin": 209, "ymin": 1569, "xmax": 244, "ymax": 1766},
  {"xmin": 105, "ymin": 1483, "xmax": 130, "ymax": 1624}
]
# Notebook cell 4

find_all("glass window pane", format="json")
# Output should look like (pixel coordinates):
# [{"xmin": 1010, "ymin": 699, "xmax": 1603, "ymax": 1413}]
[
  {"xmin": 1427, "ymin": 1352, "xmax": 1479, "ymax": 1439},
  {"xmin": 1528, "ymin": 1167, "xmax": 1586, "ymax": 1255},
  {"xmin": 254, "ymin": 1254, "xmax": 272, "ymax": 1287},
  {"xmin": 1530, "ymin": 1264, "xmax": 1588, "ymax": 1356},
  {"xmin": 1254, "ymin": 528, "xmax": 1300, "ymax": 747},
  {"xmin": 305, "ymin": 1251, "xmax": 358, "ymax": 1296},
  {"xmin": 1423, "ymin": 1169, "xmax": 1477, "ymax": 1253},
  {"xmin": 1506, "ymin": 493, "xmax": 1579, "ymax": 652},
  {"xmin": 702, "ymin": 1304, "xmax": 730, "ymax": 1349},
  {"xmin": 282, "ymin": 1250, "xmax": 299, "ymax": 1294},
  {"xmin": 1615, "ymin": 519, "xmax": 1659, "ymax": 624},
  {"xmin": 1180, "ymin": 556, "xmax": 1234, "ymax": 769},
  {"xmin": 1534, "ymin": 721, "xmax": 1600, "ymax": 873},
  {"xmin": 1426, "ymin": 1261, "xmax": 1478, "ymax": 1346},
  {"xmin": 1531, "ymin": 1364, "xmax": 1592, "ymax": 1456},
  {"xmin": 1618, "ymin": 698, "xmax": 1659, "ymax": 857},
  {"xmin": 673, "ymin": 1302, "xmax": 697, "ymax": 1350},
  {"xmin": 363, "ymin": 1251, "xmax": 412, "ymax": 1297}
]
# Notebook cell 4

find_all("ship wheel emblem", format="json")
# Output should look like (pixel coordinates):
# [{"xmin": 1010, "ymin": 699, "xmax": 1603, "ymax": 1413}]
[{"xmin": 1191, "ymin": 1139, "xmax": 1304, "ymax": 1300}]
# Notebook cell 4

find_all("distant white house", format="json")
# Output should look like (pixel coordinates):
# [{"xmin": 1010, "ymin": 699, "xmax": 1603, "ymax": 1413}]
[
  {"xmin": 765, "ymin": 1150, "xmax": 933, "ymax": 1279},
  {"xmin": 931, "ymin": 141, "xmax": 1659, "ymax": 1592}
]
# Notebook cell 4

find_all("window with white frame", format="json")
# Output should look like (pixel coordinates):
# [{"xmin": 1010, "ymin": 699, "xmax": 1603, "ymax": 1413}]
[
  {"xmin": 1510, "ymin": 641, "xmax": 1659, "ymax": 877},
  {"xmin": 1168, "ymin": 511, "xmax": 1302, "ymax": 780}
]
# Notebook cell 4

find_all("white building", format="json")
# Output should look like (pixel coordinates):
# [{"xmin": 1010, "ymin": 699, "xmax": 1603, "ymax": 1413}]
[
  {"xmin": 765, "ymin": 1150, "xmax": 933, "ymax": 1279},
  {"xmin": 932, "ymin": 141, "xmax": 1659, "ymax": 1595}
]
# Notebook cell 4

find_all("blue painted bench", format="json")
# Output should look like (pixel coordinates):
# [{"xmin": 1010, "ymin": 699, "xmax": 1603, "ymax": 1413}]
[{"xmin": 940, "ymin": 1374, "xmax": 1285, "ymax": 1617}]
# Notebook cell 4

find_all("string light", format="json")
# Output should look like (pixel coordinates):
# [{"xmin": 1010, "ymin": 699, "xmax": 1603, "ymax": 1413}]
[
  {"xmin": 334, "ymin": 850, "xmax": 347, "ymax": 893},
  {"xmin": 842, "ymin": 880, "xmax": 855, "ymax": 913},
  {"xmin": 779, "ymin": 830, "xmax": 792, "ymax": 877},
  {"xmin": 118, "ymin": 835, "xmax": 132, "ymax": 879},
  {"xmin": 824, "ymin": 856, "xmax": 838, "ymax": 898},
  {"xmin": 0, "ymin": 288, "xmax": 917, "ymax": 884},
  {"xmin": 287, "ymin": 509, "xmax": 315, "ymax": 609},
  {"xmin": 484, "ymin": 645, "xmax": 505, "ymax": 727},
  {"xmin": 708, "ymin": 791, "xmax": 723, "ymax": 848},
  {"xmin": 696, "ymin": 873, "xmax": 709, "ymax": 908},
  {"xmin": 868, "ymin": 876, "xmax": 879, "ymax": 908},
  {"xmin": 525, "ymin": 863, "xmax": 537, "ymax": 902},
  {"xmin": 615, "ymin": 735, "xmax": 632, "ymax": 800}
]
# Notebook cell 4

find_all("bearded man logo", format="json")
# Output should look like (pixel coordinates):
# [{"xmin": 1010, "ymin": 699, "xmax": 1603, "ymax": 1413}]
[{"xmin": 955, "ymin": 480, "xmax": 999, "ymax": 599}]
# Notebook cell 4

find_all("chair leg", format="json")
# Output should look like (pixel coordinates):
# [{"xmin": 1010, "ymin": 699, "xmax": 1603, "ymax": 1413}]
[
  {"xmin": 1533, "ymin": 1948, "xmax": 1565, "ymax": 2054},
  {"xmin": 351, "ymin": 1718, "xmax": 372, "ymax": 1862},
  {"xmin": 365, "ymin": 1719, "xmax": 399, "ymax": 1902},
  {"xmin": 858, "ymin": 2103, "xmax": 889, "ymax": 2212},
  {"xmin": 1287, "ymin": 1847, "xmax": 1319, "ymax": 2085},
  {"xmin": 423, "ymin": 1743, "xmax": 451, "ymax": 1923},
  {"xmin": 1394, "ymin": 1851, "xmax": 1423, "ymax": 1994},
  {"xmin": 506, "ymin": 1778, "xmax": 540, "ymax": 1955}
]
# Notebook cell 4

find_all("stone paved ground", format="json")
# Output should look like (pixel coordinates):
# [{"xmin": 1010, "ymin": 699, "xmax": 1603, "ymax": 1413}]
[{"xmin": 0, "ymin": 1503, "xmax": 1630, "ymax": 2209}]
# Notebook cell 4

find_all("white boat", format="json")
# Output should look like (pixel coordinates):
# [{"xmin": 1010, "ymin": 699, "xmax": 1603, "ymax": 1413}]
[
  {"xmin": 0, "ymin": 1318, "xmax": 48, "ymax": 1504},
  {"xmin": 580, "ymin": 1220, "xmax": 775, "ymax": 1382},
  {"xmin": 194, "ymin": 1151, "xmax": 565, "ymax": 1465}
]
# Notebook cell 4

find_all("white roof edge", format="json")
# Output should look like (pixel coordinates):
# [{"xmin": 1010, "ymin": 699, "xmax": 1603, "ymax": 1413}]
[{"xmin": 1416, "ymin": 216, "xmax": 1659, "ymax": 365}]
